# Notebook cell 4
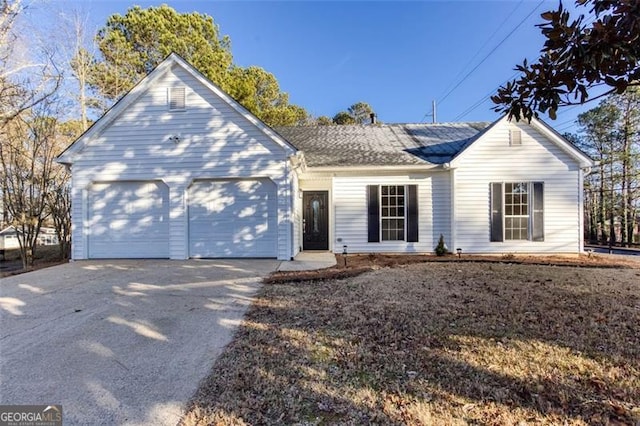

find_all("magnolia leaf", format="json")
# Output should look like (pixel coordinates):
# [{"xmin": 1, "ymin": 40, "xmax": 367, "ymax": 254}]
[{"xmin": 540, "ymin": 11, "xmax": 555, "ymax": 21}]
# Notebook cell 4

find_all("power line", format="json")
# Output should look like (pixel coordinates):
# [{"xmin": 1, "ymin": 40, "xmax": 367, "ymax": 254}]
[
  {"xmin": 555, "ymin": 124, "xmax": 577, "ymax": 133},
  {"xmin": 445, "ymin": 2, "xmax": 600, "ymax": 123},
  {"xmin": 438, "ymin": 0, "xmax": 545, "ymax": 106},
  {"xmin": 453, "ymin": 72, "xmax": 519, "ymax": 121},
  {"xmin": 437, "ymin": 0, "xmax": 525, "ymax": 102}
]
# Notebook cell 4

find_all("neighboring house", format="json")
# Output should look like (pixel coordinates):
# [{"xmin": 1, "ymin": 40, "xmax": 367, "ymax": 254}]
[
  {"xmin": 0, "ymin": 226, "xmax": 58, "ymax": 250},
  {"xmin": 57, "ymin": 53, "xmax": 595, "ymax": 260},
  {"xmin": 37, "ymin": 228, "xmax": 59, "ymax": 246},
  {"xmin": 0, "ymin": 226, "xmax": 20, "ymax": 250}
]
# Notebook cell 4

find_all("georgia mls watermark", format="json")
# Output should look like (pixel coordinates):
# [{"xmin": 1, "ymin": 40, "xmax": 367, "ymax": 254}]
[{"xmin": 0, "ymin": 405, "xmax": 62, "ymax": 426}]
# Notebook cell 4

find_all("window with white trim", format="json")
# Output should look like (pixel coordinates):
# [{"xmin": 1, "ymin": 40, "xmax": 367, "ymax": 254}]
[
  {"xmin": 367, "ymin": 185, "xmax": 419, "ymax": 243},
  {"xmin": 381, "ymin": 185, "xmax": 405, "ymax": 241},
  {"xmin": 490, "ymin": 181, "xmax": 544, "ymax": 242},
  {"xmin": 168, "ymin": 87, "xmax": 186, "ymax": 110},
  {"xmin": 504, "ymin": 182, "xmax": 529, "ymax": 240}
]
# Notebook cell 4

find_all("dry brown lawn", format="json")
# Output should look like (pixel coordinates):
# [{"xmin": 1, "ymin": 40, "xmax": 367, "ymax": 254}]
[{"xmin": 182, "ymin": 258, "xmax": 640, "ymax": 425}]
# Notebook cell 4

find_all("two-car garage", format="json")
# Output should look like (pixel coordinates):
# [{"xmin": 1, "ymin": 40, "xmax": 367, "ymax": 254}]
[{"xmin": 87, "ymin": 179, "xmax": 278, "ymax": 259}]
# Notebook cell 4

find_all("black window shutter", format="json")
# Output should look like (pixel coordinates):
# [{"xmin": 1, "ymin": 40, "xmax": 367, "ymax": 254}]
[
  {"xmin": 367, "ymin": 185, "xmax": 380, "ymax": 242},
  {"xmin": 490, "ymin": 183, "xmax": 503, "ymax": 242},
  {"xmin": 532, "ymin": 182, "xmax": 544, "ymax": 241},
  {"xmin": 407, "ymin": 185, "xmax": 419, "ymax": 242}
]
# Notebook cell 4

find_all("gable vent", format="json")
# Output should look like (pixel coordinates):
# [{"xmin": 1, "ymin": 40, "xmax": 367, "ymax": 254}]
[
  {"xmin": 169, "ymin": 87, "xmax": 186, "ymax": 110},
  {"xmin": 510, "ymin": 129, "xmax": 522, "ymax": 146}
]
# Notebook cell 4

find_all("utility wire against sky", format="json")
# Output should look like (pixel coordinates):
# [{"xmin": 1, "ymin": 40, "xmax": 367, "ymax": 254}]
[
  {"xmin": 420, "ymin": 0, "xmax": 526, "ymax": 121},
  {"xmin": 421, "ymin": 70, "xmax": 516, "ymax": 123},
  {"xmin": 453, "ymin": 72, "xmax": 518, "ymax": 121},
  {"xmin": 437, "ymin": 0, "xmax": 524, "ymax": 104},
  {"xmin": 437, "ymin": 0, "xmax": 545, "ymax": 107},
  {"xmin": 454, "ymin": 12, "xmax": 599, "ymax": 125}
]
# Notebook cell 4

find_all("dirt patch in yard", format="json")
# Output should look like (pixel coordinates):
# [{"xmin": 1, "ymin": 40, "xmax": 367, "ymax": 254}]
[
  {"xmin": 182, "ymin": 262, "xmax": 640, "ymax": 425},
  {"xmin": 267, "ymin": 252, "xmax": 640, "ymax": 284}
]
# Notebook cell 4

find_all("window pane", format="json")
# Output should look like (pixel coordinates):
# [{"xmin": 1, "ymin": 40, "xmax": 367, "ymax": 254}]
[
  {"xmin": 381, "ymin": 185, "xmax": 406, "ymax": 241},
  {"xmin": 504, "ymin": 183, "xmax": 530, "ymax": 240},
  {"xmin": 380, "ymin": 185, "xmax": 405, "ymax": 241}
]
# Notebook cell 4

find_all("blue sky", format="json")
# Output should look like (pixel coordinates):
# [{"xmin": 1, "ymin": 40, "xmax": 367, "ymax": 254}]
[{"xmin": 38, "ymin": 1, "xmax": 593, "ymax": 133}]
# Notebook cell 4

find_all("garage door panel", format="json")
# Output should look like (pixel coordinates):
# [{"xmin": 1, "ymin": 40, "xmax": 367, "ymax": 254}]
[
  {"xmin": 188, "ymin": 179, "xmax": 277, "ymax": 258},
  {"xmin": 89, "ymin": 181, "xmax": 169, "ymax": 258}
]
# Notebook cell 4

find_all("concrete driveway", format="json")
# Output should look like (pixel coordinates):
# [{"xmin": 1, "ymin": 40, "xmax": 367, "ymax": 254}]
[{"xmin": 0, "ymin": 259, "xmax": 278, "ymax": 425}]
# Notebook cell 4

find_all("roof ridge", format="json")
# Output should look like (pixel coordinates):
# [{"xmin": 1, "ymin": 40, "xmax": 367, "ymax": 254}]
[
  {"xmin": 399, "ymin": 121, "xmax": 492, "ymax": 126},
  {"xmin": 276, "ymin": 121, "xmax": 493, "ymax": 129}
]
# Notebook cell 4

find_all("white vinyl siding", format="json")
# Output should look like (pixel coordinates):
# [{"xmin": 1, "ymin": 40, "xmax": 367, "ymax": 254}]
[
  {"xmin": 88, "ymin": 181, "xmax": 169, "ymax": 258},
  {"xmin": 69, "ymin": 64, "xmax": 293, "ymax": 260},
  {"xmin": 188, "ymin": 179, "xmax": 277, "ymax": 258},
  {"xmin": 454, "ymin": 120, "xmax": 580, "ymax": 253},
  {"xmin": 332, "ymin": 173, "xmax": 450, "ymax": 253}
]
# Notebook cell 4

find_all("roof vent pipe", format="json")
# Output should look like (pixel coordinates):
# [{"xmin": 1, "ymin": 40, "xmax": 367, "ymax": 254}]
[{"xmin": 370, "ymin": 113, "xmax": 376, "ymax": 124}]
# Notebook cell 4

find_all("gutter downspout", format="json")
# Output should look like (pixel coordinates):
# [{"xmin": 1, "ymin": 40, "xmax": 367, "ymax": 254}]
[
  {"xmin": 286, "ymin": 155, "xmax": 299, "ymax": 261},
  {"xmin": 579, "ymin": 168, "xmax": 585, "ymax": 253},
  {"xmin": 444, "ymin": 162, "xmax": 456, "ymax": 252}
]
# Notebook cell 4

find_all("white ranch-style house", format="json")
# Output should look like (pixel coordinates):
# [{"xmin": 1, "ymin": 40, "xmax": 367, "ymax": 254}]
[{"xmin": 57, "ymin": 54, "xmax": 595, "ymax": 260}]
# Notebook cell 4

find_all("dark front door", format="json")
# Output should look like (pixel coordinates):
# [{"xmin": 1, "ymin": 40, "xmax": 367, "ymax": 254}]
[{"xmin": 303, "ymin": 191, "xmax": 328, "ymax": 250}]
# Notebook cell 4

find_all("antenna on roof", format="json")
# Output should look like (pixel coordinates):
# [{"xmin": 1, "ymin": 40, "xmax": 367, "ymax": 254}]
[{"xmin": 423, "ymin": 100, "xmax": 437, "ymax": 123}]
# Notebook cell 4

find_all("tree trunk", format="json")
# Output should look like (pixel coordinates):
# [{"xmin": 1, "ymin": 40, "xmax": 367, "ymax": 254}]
[
  {"xmin": 599, "ymin": 155, "xmax": 607, "ymax": 244},
  {"xmin": 620, "ymin": 112, "xmax": 631, "ymax": 246},
  {"xmin": 589, "ymin": 191, "xmax": 598, "ymax": 242}
]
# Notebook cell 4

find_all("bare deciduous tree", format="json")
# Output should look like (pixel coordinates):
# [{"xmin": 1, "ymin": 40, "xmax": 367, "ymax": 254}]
[
  {"xmin": 0, "ymin": 0, "xmax": 65, "ymax": 268},
  {"xmin": 57, "ymin": 7, "xmax": 98, "ymax": 131},
  {"xmin": 0, "ymin": 100, "xmax": 60, "ymax": 268},
  {"xmin": 47, "ymin": 168, "xmax": 71, "ymax": 260},
  {"xmin": 1, "ymin": 0, "xmax": 61, "ymax": 130}
]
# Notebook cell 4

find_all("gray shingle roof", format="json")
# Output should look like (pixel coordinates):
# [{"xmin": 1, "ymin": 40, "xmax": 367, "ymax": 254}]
[{"xmin": 275, "ymin": 122, "xmax": 492, "ymax": 167}]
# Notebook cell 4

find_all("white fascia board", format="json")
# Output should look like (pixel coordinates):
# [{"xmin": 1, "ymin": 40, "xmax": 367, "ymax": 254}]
[
  {"xmin": 529, "ymin": 118, "xmax": 596, "ymax": 168},
  {"xmin": 168, "ymin": 54, "xmax": 298, "ymax": 156},
  {"xmin": 309, "ymin": 164, "xmax": 444, "ymax": 172},
  {"xmin": 57, "ymin": 52, "xmax": 298, "ymax": 164},
  {"xmin": 298, "ymin": 164, "xmax": 446, "ymax": 179},
  {"xmin": 448, "ymin": 114, "xmax": 595, "ymax": 169},
  {"xmin": 56, "ymin": 58, "xmax": 176, "ymax": 165}
]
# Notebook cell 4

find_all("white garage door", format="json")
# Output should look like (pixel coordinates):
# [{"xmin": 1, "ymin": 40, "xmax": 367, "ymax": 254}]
[
  {"xmin": 88, "ymin": 181, "xmax": 170, "ymax": 258},
  {"xmin": 188, "ymin": 179, "xmax": 277, "ymax": 258}
]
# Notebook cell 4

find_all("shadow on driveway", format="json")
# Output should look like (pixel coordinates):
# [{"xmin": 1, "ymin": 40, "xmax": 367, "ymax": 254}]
[{"xmin": 0, "ymin": 259, "xmax": 278, "ymax": 425}]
